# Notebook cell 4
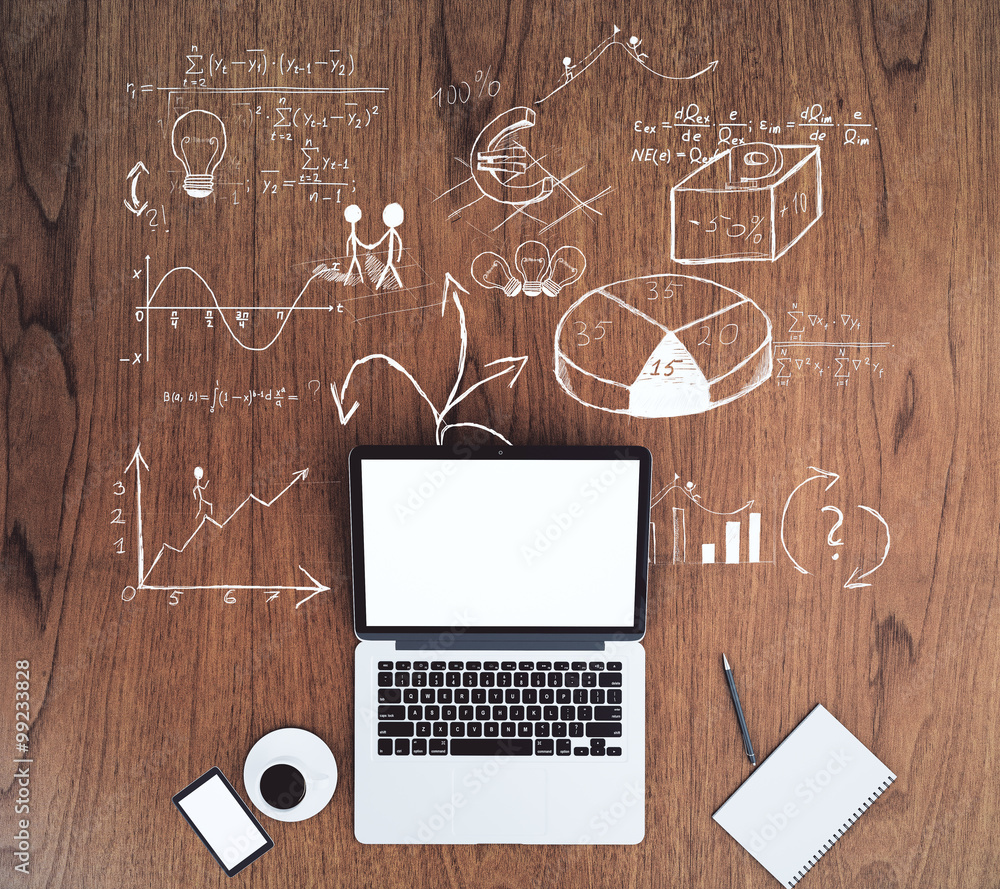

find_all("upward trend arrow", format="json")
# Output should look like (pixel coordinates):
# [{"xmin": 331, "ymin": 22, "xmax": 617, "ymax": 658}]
[{"xmin": 125, "ymin": 444, "xmax": 150, "ymax": 587}]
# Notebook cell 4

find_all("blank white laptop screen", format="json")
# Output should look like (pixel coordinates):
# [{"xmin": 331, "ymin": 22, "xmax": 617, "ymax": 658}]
[{"xmin": 360, "ymin": 458, "xmax": 641, "ymax": 628}]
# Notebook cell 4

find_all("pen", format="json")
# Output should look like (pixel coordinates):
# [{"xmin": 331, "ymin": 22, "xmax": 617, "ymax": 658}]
[{"xmin": 722, "ymin": 654, "xmax": 756, "ymax": 766}]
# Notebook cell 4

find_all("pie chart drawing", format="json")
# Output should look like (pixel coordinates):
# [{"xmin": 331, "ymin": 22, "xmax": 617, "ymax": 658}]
[{"xmin": 554, "ymin": 274, "xmax": 772, "ymax": 417}]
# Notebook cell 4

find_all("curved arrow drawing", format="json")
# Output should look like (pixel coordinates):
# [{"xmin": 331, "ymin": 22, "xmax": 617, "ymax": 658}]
[
  {"xmin": 843, "ymin": 505, "xmax": 891, "ymax": 588},
  {"xmin": 124, "ymin": 161, "xmax": 149, "ymax": 216},
  {"xmin": 780, "ymin": 467, "xmax": 840, "ymax": 575}
]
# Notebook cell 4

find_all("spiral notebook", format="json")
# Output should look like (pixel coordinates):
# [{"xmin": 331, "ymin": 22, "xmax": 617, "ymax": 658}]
[{"xmin": 713, "ymin": 704, "xmax": 895, "ymax": 888}]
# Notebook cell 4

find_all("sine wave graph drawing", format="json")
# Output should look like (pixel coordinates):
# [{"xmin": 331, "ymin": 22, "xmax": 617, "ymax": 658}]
[{"xmin": 122, "ymin": 445, "xmax": 329, "ymax": 608}]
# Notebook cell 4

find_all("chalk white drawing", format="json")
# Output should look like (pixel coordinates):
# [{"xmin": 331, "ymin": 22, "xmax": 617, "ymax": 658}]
[
  {"xmin": 192, "ymin": 466, "xmax": 213, "ymax": 517},
  {"xmin": 650, "ymin": 475, "xmax": 760, "ymax": 565},
  {"xmin": 671, "ymin": 142, "xmax": 823, "ymax": 264},
  {"xmin": 329, "ymin": 274, "xmax": 527, "ymax": 445},
  {"xmin": 471, "ymin": 241, "xmax": 586, "ymax": 298},
  {"xmin": 372, "ymin": 202, "xmax": 405, "ymax": 289},
  {"xmin": 780, "ymin": 467, "xmax": 891, "ymax": 588},
  {"xmin": 436, "ymin": 106, "xmax": 610, "ymax": 234},
  {"xmin": 344, "ymin": 204, "xmax": 367, "ymax": 282},
  {"xmin": 124, "ymin": 161, "xmax": 150, "ymax": 216},
  {"xmin": 554, "ymin": 274, "xmax": 772, "ymax": 417},
  {"xmin": 171, "ymin": 109, "xmax": 228, "ymax": 198},
  {"xmin": 536, "ymin": 25, "xmax": 718, "ymax": 105},
  {"xmin": 123, "ymin": 446, "xmax": 329, "ymax": 608}
]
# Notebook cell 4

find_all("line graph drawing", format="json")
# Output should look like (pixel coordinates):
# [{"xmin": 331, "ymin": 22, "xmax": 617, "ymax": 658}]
[
  {"xmin": 780, "ymin": 467, "xmax": 891, "ymax": 588},
  {"xmin": 121, "ymin": 445, "xmax": 329, "ymax": 608},
  {"xmin": 434, "ymin": 106, "xmax": 611, "ymax": 234},
  {"xmin": 536, "ymin": 25, "xmax": 718, "ymax": 105},
  {"xmin": 329, "ymin": 274, "xmax": 527, "ymax": 445}
]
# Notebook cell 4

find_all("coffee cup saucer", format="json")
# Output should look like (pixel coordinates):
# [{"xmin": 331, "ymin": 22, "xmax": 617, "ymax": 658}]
[{"xmin": 244, "ymin": 728, "xmax": 337, "ymax": 822}]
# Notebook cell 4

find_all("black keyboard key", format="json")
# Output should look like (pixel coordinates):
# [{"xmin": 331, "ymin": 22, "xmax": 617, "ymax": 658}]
[
  {"xmin": 395, "ymin": 739, "xmax": 410, "ymax": 755},
  {"xmin": 429, "ymin": 672, "xmax": 444, "ymax": 687},
  {"xmin": 378, "ymin": 738, "xmax": 393, "ymax": 755},
  {"xmin": 378, "ymin": 722, "xmax": 414, "ymax": 737},
  {"xmin": 517, "ymin": 722, "xmax": 533, "ymax": 737},
  {"xmin": 417, "ymin": 722, "xmax": 431, "ymax": 737},
  {"xmin": 403, "ymin": 690, "xmax": 418, "ymax": 703},
  {"xmin": 544, "ymin": 705, "xmax": 558, "ymax": 721},
  {"xmin": 536, "ymin": 661, "xmax": 552, "ymax": 671},
  {"xmin": 476, "ymin": 705, "xmax": 491, "ymax": 720},
  {"xmin": 554, "ymin": 661, "xmax": 570, "ymax": 671},
  {"xmin": 501, "ymin": 661, "xmax": 516, "ymax": 670},
  {"xmin": 570, "ymin": 722, "xmax": 584, "ymax": 737},
  {"xmin": 451, "ymin": 722, "xmax": 465, "ymax": 737},
  {"xmin": 557, "ymin": 738, "xmax": 572, "ymax": 755},
  {"xmin": 607, "ymin": 662, "xmax": 623, "ymax": 671},
  {"xmin": 471, "ymin": 689, "xmax": 486, "ymax": 704},
  {"xmin": 590, "ymin": 738, "xmax": 605, "ymax": 756},
  {"xmin": 535, "ymin": 739, "xmax": 554, "ymax": 755},
  {"xmin": 378, "ymin": 689, "xmax": 402, "ymax": 703},
  {"xmin": 539, "ymin": 689, "xmax": 554, "ymax": 704},
  {"xmin": 577, "ymin": 705, "xmax": 593, "ymax": 721},
  {"xmin": 448, "ymin": 662, "xmax": 463, "ymax": 670},
  {"xmin": 413, "ymin": 661, "xmax": 428, "ymax": 670},
  {"xmin": 565, "ymin": 673, "xmax": 580, "ymax": 687},
  {"xmin": 412, "ymin": 738, "xmax": 427, "ymax": 755},
  {"xmin": 430, "ymin": 739, "xmax": 447, "ymax": 755},
  {"xmin": 488, "ymin": 689, "xmax": 503, "ymax": 703},
  {"xmin": 485, "ymin": 722, "xmax": 499, "ymax": 737},
  {"xmin": 450, "ymin": 739, "xmax": 532, "ymax": 756},
  {"xmin": 501, "ymin": 722, "xmax": 516, "ymax": 737},
  {"xmin": 522, "ymin": 689, "xmax": 538, "ymax": 705},
  {"xmin": 586, "ymin": 722, "xmax": 622, "ymax": 738},
  {"xmin": 431, "ymin": 661, "xmax": 446, "ymax": 670},
  {"xmin": 396, "ymin": 661, "xmax": 411, "ymax": 670},
  {"xmin": 505, "ymin": 689, "xmax": 520, "ymax": 704},
  {"xmin": 442, "ymin": 705, "xmax": 456, "ymax": 720},
  {"xmin": 493, "ymin": 705, "xmax": 508, "ymax": 721},
  {"xmin": 595, "ymin": 706, "xmax": 622, "ymax": 721},
  {"xmin": 552, "ymin": 722, "xmax": 567, "ymax": 737},
  {"xmin": 535, "ymin": 722, "xmax": 550, "ymax": 738},
  {"xmin": 455, "ymin": 689, "xmax": 470, "ymax": 704},
  {"xmin": 518, "ymin": 661, "xmax": 534, "ymax": 671},
  {"xmin": 599, "ymin": 672, "xmax": 623, "ymax": 688},
  {"xmin": 420, "ymin": 689, "xmax": 435, "ymax": 703},
  {"xmin": 607, "ymin": 746, "xmax": 622, "ymax": 756},
  {"xmin": 467, "ymin": 722, "xmax": 483, "ymax": 737},
  {"xmin": 590, "ymin": 689, "xmax": 605, "ymax": 704},
  {"xmin": 378, "ymin": 661, "xmax": 393, "ymax": 670},
  {"xmin": 582, "ymin": 672, "xmax": 597, "ymax": 687},
  {"xmin": 395, "ymin": 672, "xmax": 410, "ymax": 687},
  {"xmin": 514, "ymin": 672, "xmax": 529, "ymax": 687},
  {"xmin": 459, "ymin": 706, "xmax": 473, "ymax": 721},
  {"xmin": 466, "ymin": 661, "xmax": 482, "ymax": 671},
  {"xmin": 589, "ymin": 662, "xmax": 604, "ymax": 671},
  {"xmin": 463, "ymin": 672, "xmax": 478, "ymax": 687},
  {"xmin": 433, "ymin": 722, "xmax": 448, "ymax": 737},
  {"xmin": 378, "ymin": 672, "xmax": 393, "ymax": 687},
  {"xmin": 527, "ymin": 706, "xmax": 542, "ymax": 721},
  {"xmin": 497, "ymin": 672, "xmax": 513, "ymax": 687},
  {"xmin": 446, "ymin": 672, "xmax": 461, "ymax": 687},
  {"xmin": 560, "ymin": 706, "xmax": 575, "ymax": 721},
  {"xmin": 573, "ymin": 689, "xmax": 588, "ymax": 704},
  {"xmin": 574, "ymin": 747, "xmax": 589, "ymax": 756},
  {"xmin": 412, "ymin": 672, "xmax": 427, "ymax": 687},
  {"xmin": 556, "ymin": 689, "xmax": 571, "ymax": 704},
  {"xmin": 547, "ymin": 673, "xmax": 563, "ymax": 687},
  {"xmin": 572, "ymin": 661, "xmax": 587, "ymax": 670},
  {"xmin": 484, "ymin": 661, "xmax": 499, "ymax": 671},
  {"xmin": 608, "ymin": 689, "xmax": 622, "ymax": 705},
  {"xmin": 437, "ymin": 688, "xmax": 453, "ymax": 704},
  {"xmin": 531, "ymin": 672, "xmax": 546, "ymax": 687},
  {"xmin": 480, "ymin": 672, "xmax": 495, "ymax": 687},
  {"xmin": 378, "ymin": 705, "xmax": 405, "ymax": 720},
  {"xmin": 407, "ymin": 705, "xmax": 422, "ymax": 720},
  {"xmin": 425, "ymin": 705, "xmax": 440, "ymax": 721},
  {"xmin": 509, "ymin": 705, "xmax": 525, "ymax": 721}
]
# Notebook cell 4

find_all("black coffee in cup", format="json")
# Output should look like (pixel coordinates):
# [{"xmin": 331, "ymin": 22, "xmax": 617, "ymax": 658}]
[{"xmin": 260, "ymin": 763, "xmax": 306, "ymax": 809}]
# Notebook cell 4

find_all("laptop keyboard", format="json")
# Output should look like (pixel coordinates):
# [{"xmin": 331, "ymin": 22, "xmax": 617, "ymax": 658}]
[{"xmin": 375, "ymin": 659, "xmax": 624, "ymax": 757}]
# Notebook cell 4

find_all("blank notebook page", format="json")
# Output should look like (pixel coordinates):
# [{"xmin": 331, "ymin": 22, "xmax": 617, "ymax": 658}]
[{"xmin": 713, "ymin": 704, "xmax": 895, "ymax": 888}]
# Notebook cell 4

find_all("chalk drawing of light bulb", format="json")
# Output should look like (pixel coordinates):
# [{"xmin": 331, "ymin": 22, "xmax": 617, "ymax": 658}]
[
  {"xmin": 471, "ymin": 252, "xmax": 522, "ymax": 298},
  {"xmin": 541, "ymin": 246, "xmax": 587, "ymax": 296},
  {"xmin": 171, "ymin": 110, "xmax": 227, "ymax": 198},
  {"xmin": 514, "ymin": 240, "xmax": 551, "ymax": 297}
]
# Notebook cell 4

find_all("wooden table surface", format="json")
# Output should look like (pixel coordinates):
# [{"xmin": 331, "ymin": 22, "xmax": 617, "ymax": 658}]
[{"xmin": 1, "ymin": 1, "xmax": 996, "ymax": 886}]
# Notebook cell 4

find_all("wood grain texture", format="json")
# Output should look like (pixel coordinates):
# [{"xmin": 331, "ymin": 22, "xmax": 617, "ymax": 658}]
[{"xmin": 1, "ymin": 0, "xmax": 997, "ymax": 886}]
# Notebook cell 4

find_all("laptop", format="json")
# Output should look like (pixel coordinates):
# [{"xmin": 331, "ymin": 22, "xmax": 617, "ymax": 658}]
[{"xmin": 349, "ymin": 444, "xmax": 652, "ymax": 844}]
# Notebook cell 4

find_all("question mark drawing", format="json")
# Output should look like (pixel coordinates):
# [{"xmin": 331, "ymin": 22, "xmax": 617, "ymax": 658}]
[
  {"xmin": 821, "ymin": 505, "xmax": 845, "ymax": 559},
  {"xmin": 308, "ymin": 380, "xmax": 321, "ymax": 399}
]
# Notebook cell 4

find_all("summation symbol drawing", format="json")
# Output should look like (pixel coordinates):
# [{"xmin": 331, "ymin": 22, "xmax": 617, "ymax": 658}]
[
  {"xmin": 119, "ymin": 445, "xmax": 329, "ymax": 608},
  {"xmin": 471, "ymin": 240, "xmax": 586, "ymax": 298},
  {"xmin": 536, "ymin": 24, "xmax": 718, "ymax": 105},
  {"xmin": 329, "ymin": 274, "xmax": 527, "ymax": 445},
  {"xmin": 780, "ymin": 467, "xmax": 891, "ymax": 588}
]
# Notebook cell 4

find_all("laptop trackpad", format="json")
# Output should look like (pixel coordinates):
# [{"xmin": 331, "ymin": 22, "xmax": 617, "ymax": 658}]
[{"xmin": 451, "ymin": 767, "xmax": 547, "ymax": 839}]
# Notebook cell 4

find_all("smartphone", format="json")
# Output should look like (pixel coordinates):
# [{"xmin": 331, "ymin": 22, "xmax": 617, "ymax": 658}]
[{"xmin": 173, "ymin": 767, "xmax": 274, "ymax": 876}]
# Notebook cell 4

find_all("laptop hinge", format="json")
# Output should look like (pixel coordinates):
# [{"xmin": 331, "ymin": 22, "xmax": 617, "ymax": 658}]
[{"xmin": 394, "ymin": 636, "xmax": 606, "ymax": 651}]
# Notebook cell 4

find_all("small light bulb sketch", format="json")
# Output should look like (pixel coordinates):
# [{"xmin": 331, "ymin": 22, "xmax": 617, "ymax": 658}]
[
  {"xmin": 471, "ymin": 252, "xmax": 522, "ymax": 298},
  {"xmin": 193, "ymin": 466, "xmax": 213, "ymax": 518},
  {"xmin": 171, "ymin": 109, "xmax": 227, "ymax": 199}
]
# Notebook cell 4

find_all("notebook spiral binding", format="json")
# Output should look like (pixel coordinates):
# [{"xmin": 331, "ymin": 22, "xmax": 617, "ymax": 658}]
[{"xmin": 785, "ymin": 775, "xmax": 896, "ymax": 888}]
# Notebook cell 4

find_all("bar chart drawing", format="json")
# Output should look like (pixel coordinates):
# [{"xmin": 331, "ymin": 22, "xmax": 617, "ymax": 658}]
[{"xmin": 651, "ymin": 475, "xmax": 767, "ymax": 565}]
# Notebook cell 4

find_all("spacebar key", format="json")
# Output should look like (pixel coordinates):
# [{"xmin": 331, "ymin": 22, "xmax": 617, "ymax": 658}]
[{"xmin": 450, "ymin": 739, "xmax": 533, "ymax": 755}]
